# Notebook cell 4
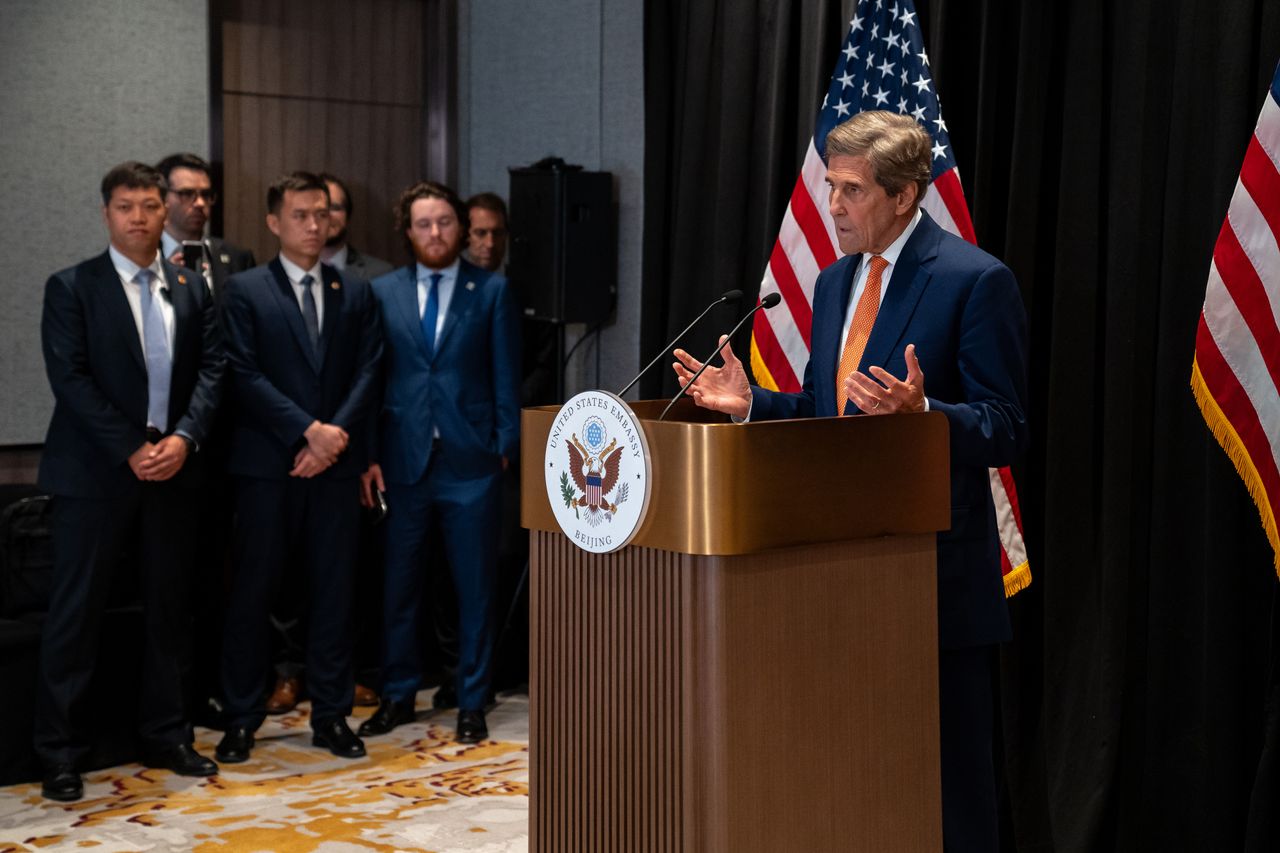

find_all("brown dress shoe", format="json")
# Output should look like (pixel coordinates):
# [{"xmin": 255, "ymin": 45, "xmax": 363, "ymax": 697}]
[
  {"xmin": 265, "ymin": 675, "xmax": 301, "ymax": 714},
  {"xmin": 353, "ymin": 684, "xmax": 379, "ymax": 707}
]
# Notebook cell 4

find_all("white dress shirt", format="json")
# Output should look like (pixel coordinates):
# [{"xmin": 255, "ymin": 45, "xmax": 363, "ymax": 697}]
[
  {"xmin": 278, "ymin": 254, "xmax": 326, "ymax": 332},
  {"xmin": 110, "ymin": 245, "xmax": 200, "ymax": 441},
  {"xmin": 417, "ymin": 258, "xmax": 460, "ymax": 337},
  {"xmin": 110, "ymin": 245, "xmax": 174, "ymax": 357}
]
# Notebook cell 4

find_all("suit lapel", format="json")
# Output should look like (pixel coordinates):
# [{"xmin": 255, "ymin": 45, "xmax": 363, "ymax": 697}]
[
  {"xmin": 861, "ymin": 214, "xmax": 939, "ymax": 373},
  {"xmin": 393, "ymin": 267, "xmax": 430, "ymax": 360},
  {"xmin": 318, "ymin": 265, "xmax": 343, "ymax": 365},
  {"xmin": 92, "ymin": 252, "xmax": 146, "ymax": 375},
  {"xmin": 267, "ymin": 259, "xmax": 322, "ymax": 374},
  {"xmin": 162, "ymin": 261, "xmax": 195, "ymax": 371},
  {"xmin": 434, "ymin": 261, "xmax": 484, "ymax": 357},
  {"xmin": 814, "ymin": 256, "xmax": 859, "ymax": 416}
]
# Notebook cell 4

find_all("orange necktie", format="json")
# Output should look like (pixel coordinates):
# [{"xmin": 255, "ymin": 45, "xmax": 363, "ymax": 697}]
[{"xmin": 835, "ymin": 254, "xmax": 888, "ymax": 414}]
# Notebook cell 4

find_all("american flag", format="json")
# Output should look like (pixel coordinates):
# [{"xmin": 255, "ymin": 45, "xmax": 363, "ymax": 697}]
[
  {"xmin": 1191, "ymin": 61, "xmax": 1280, "ymax": 574},
  {"xmin": 748, "ymin": 0, "xmax": 1032, "ymax": 596}
]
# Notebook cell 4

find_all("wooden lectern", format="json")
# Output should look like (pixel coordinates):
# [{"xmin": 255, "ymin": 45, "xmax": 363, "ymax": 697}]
[{"xmin": 522, "ymin": 399, "xmax": 950, "ymax": 852}]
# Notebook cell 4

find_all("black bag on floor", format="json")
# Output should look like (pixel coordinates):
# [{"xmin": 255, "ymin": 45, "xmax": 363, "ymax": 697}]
[{"xmin": 0, "ymin": 493, "xmax": 54, "ymax": 618}]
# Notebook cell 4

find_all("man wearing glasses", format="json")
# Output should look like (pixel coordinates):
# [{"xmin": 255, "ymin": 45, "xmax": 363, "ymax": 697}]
[
  {"xmin": 156, "ymin": 153, "xmax": 256, "ymax": 299},
  {"xmin": 155, "ymin": 153, "xmax": 255, "ymax": 732}
]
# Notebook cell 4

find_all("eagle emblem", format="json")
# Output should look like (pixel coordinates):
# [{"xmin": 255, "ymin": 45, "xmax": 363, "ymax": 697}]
[{"xmin": 559, "ymin": 416, "xmax": 629, "ymax": 527}]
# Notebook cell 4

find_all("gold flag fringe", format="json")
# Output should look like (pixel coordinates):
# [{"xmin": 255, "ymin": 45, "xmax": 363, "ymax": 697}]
[
  {"xmin": 1191, "ymin": 358, "xmax": 1280, "ymax": 576},
  {"xmin": 749, "ymin": 335, "xmax": 780, "ymax": 392},
  {"xmin": 1003, "ymin": 561, "xmax": 1031, "ymax": 597}
]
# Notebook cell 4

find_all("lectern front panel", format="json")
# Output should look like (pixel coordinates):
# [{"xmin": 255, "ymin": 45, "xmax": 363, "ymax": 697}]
[{"xmin": 529, "ymin": 530, "xmax": 942, "ymax": 853}]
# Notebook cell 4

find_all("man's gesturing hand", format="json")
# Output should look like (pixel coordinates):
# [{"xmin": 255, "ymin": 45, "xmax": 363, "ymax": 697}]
[
  {"xmin": 842, "ymin": 343, "xmax": 926, "ymax": 415},
  {"xmin": 671, "ymin": 335, "xmax": 752, "ymax": 419}
]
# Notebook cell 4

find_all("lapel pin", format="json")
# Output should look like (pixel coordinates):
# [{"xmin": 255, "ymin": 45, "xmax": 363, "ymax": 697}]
[
  {"xmin": 466, "ymin": 281, "xmax": 476, "ymax": 291},
  {"xmin": 220, "ymin": 254, "xmax": 231, "ymax": 263},
  {"xmin": 331, "ymin": 281, "xmax": 341, "ymax": 290},
  {"xmin": 177, "ymin": 274, "xmax": 187, "ymax": 285}
]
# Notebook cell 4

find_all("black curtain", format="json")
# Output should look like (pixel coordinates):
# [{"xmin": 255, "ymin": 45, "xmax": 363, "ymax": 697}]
[{"xmin": 643, "ymin": 1, "xmax": 1280, "ymax": 851}]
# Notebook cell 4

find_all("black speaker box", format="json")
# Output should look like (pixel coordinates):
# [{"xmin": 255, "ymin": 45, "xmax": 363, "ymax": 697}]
[{"xmin": 507, "ymin": 162, "xmax": 615, "ymax": 324}]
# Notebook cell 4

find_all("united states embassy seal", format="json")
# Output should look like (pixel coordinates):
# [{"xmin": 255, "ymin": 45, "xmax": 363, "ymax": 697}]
[{"xmin": 543, "ymin": 390, "xmax": 652, "ymax": 554}]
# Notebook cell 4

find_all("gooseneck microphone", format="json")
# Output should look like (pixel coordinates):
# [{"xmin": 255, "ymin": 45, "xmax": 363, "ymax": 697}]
[
  {"xmin": 659, "ymin": 292, "xmax": 782, "ymax": 421},
  {"xmin": 616, "ymin": 289, "xmax": 743, "ymax": 398}
]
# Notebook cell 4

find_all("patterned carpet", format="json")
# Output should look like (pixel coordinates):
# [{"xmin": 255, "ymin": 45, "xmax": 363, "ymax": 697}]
[{"xmin": 0, "ymin": 690, "xmax": 529, "ymax": 852}]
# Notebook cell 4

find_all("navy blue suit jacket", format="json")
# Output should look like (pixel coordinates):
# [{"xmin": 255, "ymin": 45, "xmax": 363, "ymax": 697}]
[
  {"xmin": 38, "ymin": 251, "xmax": 224, "ymax": 498},
  {"xmin": 750, "ymin": 211, "xmax": 1029, "ymax": 648},
  {"xmin": 370, "ymin": 259, "xmax": 520, "ymax": 484},
  {"xmin": 220, "ymin": 259, "xmax": 383, "ymax": 480}
]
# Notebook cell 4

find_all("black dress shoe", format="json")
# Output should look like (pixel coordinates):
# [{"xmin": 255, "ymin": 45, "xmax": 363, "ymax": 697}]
[
  {"xmin": 455, "ymin": 709, "xmax": 488, "ymax": 744},
  {"xmin": 143, "ymin": 743, "xmax": 218, "ymax": 777},
  {"xmin": 215, "ymin": 726, "xmax": 255, "ymax": 763},
  {"xmin": 357, "ymin": 698, "xmax": 416, "ymax": 736},
  {"xmin": 41, "ymin": 764, "xmax": 82, "ymax": 802},
  {"xmin": 432, "ymin": 683, "xmax": 458, "ymax": 710},
  {"xmin": 312, "ymin": 717, "xmax": 366, "ymax": 758}
]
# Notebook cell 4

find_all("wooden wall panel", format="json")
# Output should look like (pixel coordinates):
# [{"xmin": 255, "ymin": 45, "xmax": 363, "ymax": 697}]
[
  {"xmin": 222, "ymin": 0, "xmax": 422, "ymax": 104},
  {"xmin": 216, "ymin": 0, "xmax": 437, "ymax": 266}
]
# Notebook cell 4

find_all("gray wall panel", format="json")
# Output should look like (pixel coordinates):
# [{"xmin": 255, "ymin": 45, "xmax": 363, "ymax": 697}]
[
  {"xmin": 460, "ymin": 0, "xmax": 643, "ymax": 398},
  {"xmin": 0, "ymin": 0, "xmax": 209, "ymax": 445}
]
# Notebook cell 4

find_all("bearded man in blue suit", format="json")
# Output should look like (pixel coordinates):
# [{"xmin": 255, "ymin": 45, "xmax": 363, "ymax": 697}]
[
  {"xmin": 673, "ymin": 111, "xmax": 1029, "ymax": 853},
  {"xmin": 358, "ymin": 181, "xmax": 520, "ymax": 744}
]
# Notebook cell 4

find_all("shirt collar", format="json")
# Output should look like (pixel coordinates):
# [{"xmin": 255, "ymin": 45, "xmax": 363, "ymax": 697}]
[
  {"xmin": 278, "ymin": 253, "xmax": 324, "ymax": 285},
  {"xmin": 416, "ymin": 257, "xmax": 460, "ymax": 284},
  {"xmin": 867, "ymin": 207, "xmax": 923, "ymax": 269},
  {"xmin": 161, "ymin": 231, "xmax": 182, "ymax": 260},
  {"xmin": 322, "ymin": 244, "xmax": 349, "ymax": 270},
  {"xmin": 109, "ymin": 244, "xmax": 163, "ymax": 283}
]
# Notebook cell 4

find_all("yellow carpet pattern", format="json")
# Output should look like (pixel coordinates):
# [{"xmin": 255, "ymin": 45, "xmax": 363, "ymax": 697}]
[{"xmin": 0, "ymin": 691, "xmax": 529, "ymax": 852}]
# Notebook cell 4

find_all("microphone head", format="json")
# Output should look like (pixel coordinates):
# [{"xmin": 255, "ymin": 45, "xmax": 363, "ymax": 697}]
[
  {"xmin": 721, "ymin": 288, "xmax": 744, "ymax": 302},
  {"xmin": 760, "ymin": 292, "xmax": 782, "ymax": 308}
]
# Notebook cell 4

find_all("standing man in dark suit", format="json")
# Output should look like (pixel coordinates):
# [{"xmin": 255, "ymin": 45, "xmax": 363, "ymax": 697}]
[
  {"xmin": 262, "ymin": 171, "xmax": 391, "ymax": 714},
  {"xmin": 155, "ymin": 152, "xmax": 255, "ymax": 730},
  {"xmin": 36, "ymin": 162, "xmax": 224, "ymax": 801},
  {"xmin": 672, "ymin": 111, "xmax": 1028, "ymax": 853},
  {"xmin": 156, "ymin": 153, "xmax": 256, "ymax": 298},
  {"xmin": 357, "ymin": 181, "xmax": 520, "ymax": 744},
  {"xmin": 320, "ymin": 173, "xmax": 394, "ymax": 281},
  {"xmin": 215, "ymin": 172, "xmax": 383, "ymax": 763}
]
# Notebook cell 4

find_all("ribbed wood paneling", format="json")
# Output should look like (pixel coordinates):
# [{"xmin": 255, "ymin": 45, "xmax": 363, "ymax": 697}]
[
  {"xmin": 530, "ymin": 530, "xmax": 687, "ymax": 852},
  {"xmin": 216, "ymin": 0, "xmax": 433, "ymax": 265}
]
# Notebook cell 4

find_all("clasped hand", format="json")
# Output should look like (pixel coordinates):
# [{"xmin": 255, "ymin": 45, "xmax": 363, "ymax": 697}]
[
  {"xmin": 292, "ymin": 421, "xmax": 349, "ymax": 478},
  {"xmin": 128, "ymin": 435, "xmax": 189, "ymax": 482}
]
